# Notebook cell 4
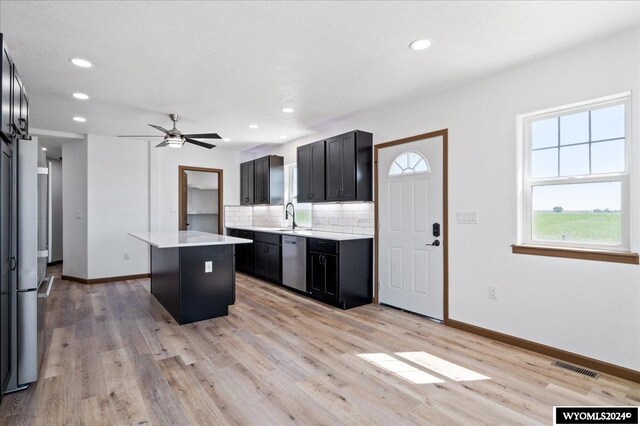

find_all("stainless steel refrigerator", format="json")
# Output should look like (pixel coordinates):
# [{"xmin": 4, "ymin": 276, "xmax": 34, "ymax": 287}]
[{"xmin": 5, "ymin": 137, "xmax": 52, "ymax": 393}]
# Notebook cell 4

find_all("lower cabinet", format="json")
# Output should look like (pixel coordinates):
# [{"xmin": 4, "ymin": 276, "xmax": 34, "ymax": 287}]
[
  {"xmin": 252, "ymin": 232, "xmax": 281, "ymax": 283},
  {"xmin": 254, "ymin": 242, "xmax": 281, "ymax": 282},
  {"xmin": 227, "ymin": 228, "xmax": 372, "ymax": 309},
  {"xmin": 307, "ymin": 238, "xmax": 372, "ymax": 309}
]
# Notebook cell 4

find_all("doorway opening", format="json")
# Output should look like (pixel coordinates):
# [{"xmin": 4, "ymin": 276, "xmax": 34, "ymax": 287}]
[
  {"xmin": 374, "ymin": 129, "xmax": 449, "ymax": 322},
  {"xmin": 178, "ymin": 166, "xmax": 223, "ymax": 234}
]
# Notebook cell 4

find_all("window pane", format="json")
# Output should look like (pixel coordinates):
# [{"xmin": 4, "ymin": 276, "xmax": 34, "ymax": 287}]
[
  {"xmin": 407, "ymin": 152, "xmax": 421, "ymax": 168},
  {"xmin": 591, "ymin": 139, "xmax": 625, "ymax": 174},
  {"xmin": 414, "ymin": 159, "xmax": 428, "ymax": 172},
  {"xmin": 531, "ymin": 148, "xmax": 558, "ymax": 178},
  {"xmin": 592, "ymin": 104, "xmax": 625, "ymax": 141},
  {"xmin": 531, "ymin": 117, "xmax": 558, "ymax": 149},
  {"xmin": 389, "ymin": 163, "xmax": 403, "ymax": 176},
  {"xmin": 531, "ymin": 182, "xmax": 621, "ymax": 245},
  {"xmin": 559, "ymin": 144, "xmax": 589, "ymax": 176},
  {"xmin": 560, "ymin": 111, "xmax": 589, "ymax": 145}
]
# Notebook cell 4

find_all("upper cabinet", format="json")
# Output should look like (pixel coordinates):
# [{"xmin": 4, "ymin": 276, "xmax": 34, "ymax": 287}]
[
  {"xmin": 297, "ymin": 140, "xmax": 325, "ymax": 203},
  {"xmin": 240, "ymin": 160, "xmax": 254, "ymax": 205},
  {"xmin": 239, "ymin": 155, "xmax": 284, "ymax": 206},
  {"xmin": 297, "ymin": 130, "xmax": 372, "ymax": 203},
  {"xmin": 0, "ymin": 34, "xmax": 29, "ymax": 143}
]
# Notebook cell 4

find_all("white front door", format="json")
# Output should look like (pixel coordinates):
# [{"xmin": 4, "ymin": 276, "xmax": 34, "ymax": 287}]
[{"xmin": 378, "ymin": 136, "xmax": 444, "ymax": 320}]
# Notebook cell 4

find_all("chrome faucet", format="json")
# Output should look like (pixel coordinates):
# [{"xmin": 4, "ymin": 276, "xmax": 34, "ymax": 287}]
[{"xmin": 285, "ymin": 202, "xmax": 297, "ymax": 230}]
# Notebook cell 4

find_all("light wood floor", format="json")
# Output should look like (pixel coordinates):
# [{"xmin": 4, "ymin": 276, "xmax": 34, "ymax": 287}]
[{"xmin": 1, "ymin": 265, "xmax": 638, "ymax": 425}]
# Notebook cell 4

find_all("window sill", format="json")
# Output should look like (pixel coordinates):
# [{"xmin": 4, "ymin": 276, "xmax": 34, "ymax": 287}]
[{"xmin": 511, "ymin": 244, "xmax": 639, "ymax": 265}]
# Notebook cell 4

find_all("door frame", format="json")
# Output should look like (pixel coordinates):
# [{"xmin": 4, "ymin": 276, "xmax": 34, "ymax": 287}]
[
  {"xmin": 374, "ymin": 129, "xmax": 449, "ymax": 322},
  {"xmin": 178, "ymin": 165, "xmax": 224, "ymax": 234}
]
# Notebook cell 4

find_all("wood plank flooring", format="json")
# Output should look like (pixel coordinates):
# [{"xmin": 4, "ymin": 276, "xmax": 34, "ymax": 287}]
[{"xmin": 1, "ymin": 264, "xmax": 638, "ymax": 425}]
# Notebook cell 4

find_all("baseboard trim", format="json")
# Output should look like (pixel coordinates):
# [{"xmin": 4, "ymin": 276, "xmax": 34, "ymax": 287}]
[
  {"xmin": 445, "ymin": 319, "xmax": 640, "ymax": 383},
  {"xmin": 61, "ymin": 273, "xmax": 150, "ymax": 284}
]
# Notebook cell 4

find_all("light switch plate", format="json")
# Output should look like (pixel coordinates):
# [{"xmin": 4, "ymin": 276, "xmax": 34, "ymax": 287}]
[
  {"xmin": 457, "ymin": 212, "xmax": 478, "ymax": 224},
  {"xmin": 205, "ymin": 261, "xmax": 213, "ymax": 273}
]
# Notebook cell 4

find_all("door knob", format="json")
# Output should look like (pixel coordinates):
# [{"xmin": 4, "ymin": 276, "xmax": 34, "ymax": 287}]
[{"xmin": 426, "ymin": 240, "xmax": 440, "ymax": 247}]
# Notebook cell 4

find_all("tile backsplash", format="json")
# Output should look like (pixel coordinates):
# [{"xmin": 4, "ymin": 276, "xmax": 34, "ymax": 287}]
[
  {"xmin": 224, "ymin": 206, "xmax": 253, "ymax": 227},
  {"xmin": 252, "ymin": 205, "xmax": 285, "ymax": 228},
  {"xmin": 312, "ymin": 202, "xmax": 375, "ymax": 235},
  {"xmin": 224, "ymin": 202, "xmax": 374, "ymax": 236}
]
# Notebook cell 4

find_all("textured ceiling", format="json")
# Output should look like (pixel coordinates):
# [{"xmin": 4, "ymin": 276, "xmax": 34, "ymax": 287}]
[{"xmin": 0, "ymin": 1, "xmax": 638, "ymax": 151}]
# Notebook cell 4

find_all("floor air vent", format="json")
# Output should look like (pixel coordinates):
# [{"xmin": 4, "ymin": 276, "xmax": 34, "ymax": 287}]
[{"xmin": 551, "ymin": 360, "xmax": 600, "ymax": 379}]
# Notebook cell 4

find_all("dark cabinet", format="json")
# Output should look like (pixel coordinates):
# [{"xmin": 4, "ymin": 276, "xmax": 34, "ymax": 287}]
[
  {"xmin": 297, "ymin": 130, "xmax": 372, "ymax": 203},
  {"xmin": 297, "ymin": 141, "xmax": 325, "ymax": 203},
  {"xmin": 228, "ymin": 229, "xmax": 254, "ymax": 274},
  {"xmin": 326, "ymin": 131, "xmax": 371, "ymax": 202},
  {"xmin": 309, "ymin": 252, "xmax": 338, "ymax": 300},
  {"xmin": 240, "ymin": 161, "xmax": 254, "ymax": 205},
  {"xmin": 253, "ymin": 232, "xmax": 281, "ymax": 282},
  {"xmin": 240, "ymin": 155, "xmax": 284, "ymax": 205},
  {"xmin": 307, "ymin": 238, "xmax": 372, "ymax": 309}
]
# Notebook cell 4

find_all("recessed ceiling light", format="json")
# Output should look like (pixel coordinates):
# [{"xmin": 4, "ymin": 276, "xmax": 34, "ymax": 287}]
[
  {"xmin": 42, "ymin": 147, "xmax": 47, "ymax": 151},
  {"xmin": 409, "ymin": 39, "xmax": 432, "ymax": 51},
  {"xmin": 280, "ymin": 136, "xmax": 287, "ymax": 139},
  {"xmin": 223, "ymin": 138, "xmax": 230, "ymax": 142},
  {"xmin": 282, "ymin": 107, "xmax": 295, "ymax": 113},
  {"xmin": 70, "ymin": 58, "xmax": 93, "ymax": 68},
  {"xmin": 72, "ymin": 92, "xmax": 90, "ymax": 100},
  {"xmin": 72, "ymin": 116, "xmax": 86, "ymax": 122},
  {"xmin": 249, "ymin": 124, "xmax": 259, "ymax": 129}
]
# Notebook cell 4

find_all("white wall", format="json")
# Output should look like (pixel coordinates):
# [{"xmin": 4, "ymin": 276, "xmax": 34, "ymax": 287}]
[
  {"xmin": 61, "ymin": 139, "xmax": 88, "ymax": 278},
  {"xmin": 149, "ymin": 144, "xmax": 249, "ymax": 232},
  {"xmin": 251, "ymin": 29, "xmax": 640, "ymax": 371},
  {"xmin": 48, "ymin": 159, "xmax": 63, "ymax": 263},
  {"xmin": 86, "ymin": 135, "xmax": 149, "ymax": 279}
]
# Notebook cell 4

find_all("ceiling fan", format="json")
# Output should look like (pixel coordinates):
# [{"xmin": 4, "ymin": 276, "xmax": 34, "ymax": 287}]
[{"xmin": 118, "ymin": 114, "xmax": 221, "ymax": 149}]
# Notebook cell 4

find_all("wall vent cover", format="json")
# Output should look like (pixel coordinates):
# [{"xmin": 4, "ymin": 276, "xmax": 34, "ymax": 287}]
[{"xmin": 551, "ymin": 360, "xmax": 600, "ymax": 379}]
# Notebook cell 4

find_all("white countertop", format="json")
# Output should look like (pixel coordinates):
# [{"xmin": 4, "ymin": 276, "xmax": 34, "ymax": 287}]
[
  {"xmin": 129, "ymin": 231, "xmax": 253, "ymax": 248},
  {"xmin": 226, "ymin": 226, "xmax": 374, "ymax": 241}
]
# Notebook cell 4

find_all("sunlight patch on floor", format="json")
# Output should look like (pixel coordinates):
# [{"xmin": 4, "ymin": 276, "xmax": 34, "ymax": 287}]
[
  {"xmin": 396, "ymin": 351, "xmax": 490, "ymax": 382},
  {"xmin": 357, "ymin": 353, "xmax": 444, "ymax": 384},
  {"xmin": 358, "ymin": 351, "xmax": 490, "ymax": 385}
]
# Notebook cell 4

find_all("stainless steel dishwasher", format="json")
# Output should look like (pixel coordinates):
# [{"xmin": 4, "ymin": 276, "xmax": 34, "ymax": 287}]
[{"xmin": 282, "ymin": 235, "xmax": 306, "ymax": 292}]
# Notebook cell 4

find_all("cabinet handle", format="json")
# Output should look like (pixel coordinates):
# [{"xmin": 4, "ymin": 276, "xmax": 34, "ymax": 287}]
[{"xmin": 266, "ymin": 245, "xmax": 270, "ymax": 253}]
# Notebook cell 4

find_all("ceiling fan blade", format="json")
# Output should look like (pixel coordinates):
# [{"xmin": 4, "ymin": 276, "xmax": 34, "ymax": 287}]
[
  {"xmin": 148, "ymin": 124, "xmax": 170, "ymax": 134},
  {"xmin": 155, "ymin": 141, "xmax": 169, "ymax": 148},
  {"xmin": 185, "ymin": 137, "xmax": 216, "ymax": 149},
  {"xmin": 118, "ymin": 135, "xmax": 164, "ymax": 138},
  {"xmin": 184, "ymin": 133, "xmax": 222, "ymax": 139}
]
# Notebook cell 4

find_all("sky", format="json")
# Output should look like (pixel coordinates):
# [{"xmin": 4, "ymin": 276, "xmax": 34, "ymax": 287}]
[{"xmin": 530, "ymin": 103, "xmax": 624, "ymax": 211}]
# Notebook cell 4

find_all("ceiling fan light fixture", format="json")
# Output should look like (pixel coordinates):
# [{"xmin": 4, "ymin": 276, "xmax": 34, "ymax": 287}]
[{"xmin": 165, "ymin": 135, "xmax": 184, "ymax": 148}]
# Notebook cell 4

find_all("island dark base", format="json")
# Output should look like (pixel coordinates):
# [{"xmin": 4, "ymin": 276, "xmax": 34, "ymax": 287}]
[{"xmin": 150, "ymin": 244, "xmax": 235, "ymax": 325}]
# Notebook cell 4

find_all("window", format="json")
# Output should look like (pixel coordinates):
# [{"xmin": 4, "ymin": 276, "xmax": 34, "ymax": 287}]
[
  {"xmin": 520, "ymin": 93, "xmax": 630, "ymax": 251},
  {"xmin": 286, "ymin": 164, "xmax": 312, "ymax": 228},
  {"xmin": 388, "ymin": 151, "xmax": 430, "ymax": 176}
]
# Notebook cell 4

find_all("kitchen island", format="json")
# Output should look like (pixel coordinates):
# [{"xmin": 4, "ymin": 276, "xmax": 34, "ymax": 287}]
[{"xmin": 129, "ymin": 231, "xmax": 252, "ymax": 324}]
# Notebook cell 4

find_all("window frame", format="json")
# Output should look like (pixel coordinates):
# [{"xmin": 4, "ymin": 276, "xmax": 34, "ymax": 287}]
[
  {"xmin": 388, "ymin": 150, "xmax": 431, "ymax": 176},
  {"xmin": 520, "ymin": 92, "xmax": 631, "ymax": 252}
]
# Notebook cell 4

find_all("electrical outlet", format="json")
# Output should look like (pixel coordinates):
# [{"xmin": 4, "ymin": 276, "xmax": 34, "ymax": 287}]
[
  {"xmin": 124, "ymin": 252, "xmax": 130, "ymax": 260},
  {"xmin": 205, "ymin": 261, "xmax": 213, "ymax": 273},
  {"xmin": 488, "ymin": 286, "xmax": 498, "ymax": 300}
]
